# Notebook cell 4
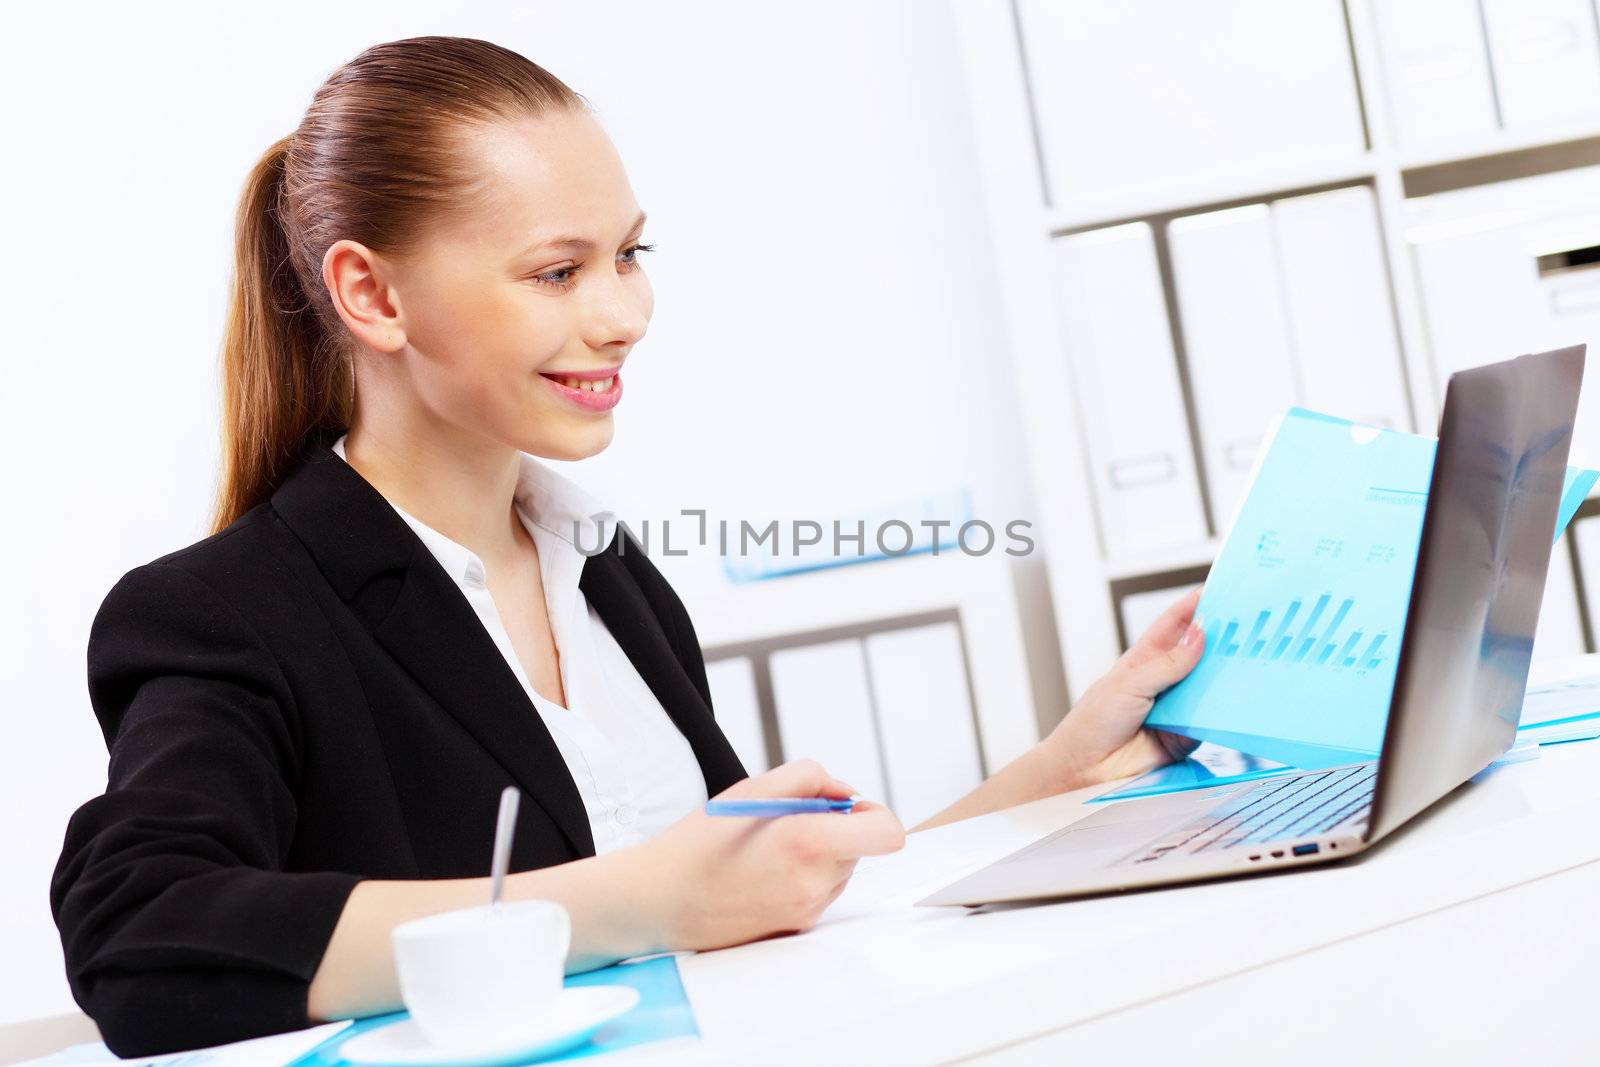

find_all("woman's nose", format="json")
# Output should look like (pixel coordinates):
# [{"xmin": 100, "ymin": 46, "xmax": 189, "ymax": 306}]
[{"xmin": 583, "ymin": 268, "xmax": 649, "ymax": 349}]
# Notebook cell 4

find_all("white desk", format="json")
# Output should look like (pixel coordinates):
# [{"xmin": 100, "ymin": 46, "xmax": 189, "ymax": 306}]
[
  {"xmin": 985, "ymin": 857, "xmax": 1600, "ymax": 1064},
  {"xmin": 633, "ymin": 671, "xmax": 1600, "ymax": 1064},
  {"xmin": 11, "ymin": 661, "xmax": 1600, "ymax": 1066}
]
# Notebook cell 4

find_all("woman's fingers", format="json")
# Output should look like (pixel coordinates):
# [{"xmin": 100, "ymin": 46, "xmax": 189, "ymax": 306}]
[
  {"xmin": 1123, "ymin": 618, "xmax": 1206, "ymax": 699},
  {"xmin": 821, "ymin": 867, "xmax": 855, "ymax": 910},
  {"xmin": 1124, "ymin": 586, "xmax": 1203, "ymax": 668},
  {"xmin": 1149, "ymin": 586, "xmax": 1203, "ymax": 640},
  {"xmin": 1151, "ymin": 727, "xmax": 1201, "ymax": 764},
  {"xmin": 795, "ymin": 798, "xmax": 906, "ymax": 859},
  {"xmin": 712, "ymin": 761, "xmax": 902, "ymax": 859}
]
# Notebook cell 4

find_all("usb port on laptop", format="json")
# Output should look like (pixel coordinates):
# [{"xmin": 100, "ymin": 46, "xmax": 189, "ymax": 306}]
[{"xmin": 1292, "ymin": 843, "xmax": 1320, "ymax": 856}]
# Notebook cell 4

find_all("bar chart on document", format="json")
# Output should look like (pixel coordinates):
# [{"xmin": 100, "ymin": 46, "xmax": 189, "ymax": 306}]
[
  {"xmin": 1146, "ymin": 410, "xmax": 1436, "ymax": 770},
  {"xmin": 1213, "ymin": 588, "xmax": 1394, "ymax": 673}
]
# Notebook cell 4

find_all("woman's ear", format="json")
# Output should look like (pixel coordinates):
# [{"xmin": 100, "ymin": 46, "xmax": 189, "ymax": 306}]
[{"xmin": 322, "ymin": 239, "xmax": 407, "ymax": 353}]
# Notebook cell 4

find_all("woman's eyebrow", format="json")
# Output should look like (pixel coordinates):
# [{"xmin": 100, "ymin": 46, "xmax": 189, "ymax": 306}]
[{"xmin": 521, "ymin": 211, "xmax": 648, "ymax": 255}]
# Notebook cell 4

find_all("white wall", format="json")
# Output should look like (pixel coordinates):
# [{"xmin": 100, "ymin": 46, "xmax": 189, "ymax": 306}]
[{"xmin": 0, "ymin": 1, "xmax": 1036, "ymax": 1022}]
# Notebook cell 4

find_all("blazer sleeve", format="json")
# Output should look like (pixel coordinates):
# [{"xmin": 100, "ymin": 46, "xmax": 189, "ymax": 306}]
[{"xmin": 51, "ymin": 562, "xmax": 363, "ymax": 1056}]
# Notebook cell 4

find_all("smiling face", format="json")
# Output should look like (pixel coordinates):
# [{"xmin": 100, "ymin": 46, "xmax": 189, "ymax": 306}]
[{"xmin": 362, "ymin": 107, "xmax": 654, "ymax": 461}]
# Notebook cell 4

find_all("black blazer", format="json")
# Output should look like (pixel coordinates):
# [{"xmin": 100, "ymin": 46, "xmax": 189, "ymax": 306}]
[{"xmin": 50, "ymin": 433, "xmax": 748, "ymax": 1056}]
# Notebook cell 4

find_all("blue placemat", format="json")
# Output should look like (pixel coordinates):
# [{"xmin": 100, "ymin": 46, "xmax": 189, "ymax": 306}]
[{"xmin": 288, "ymin": 955, "xmax": 698, "ymax": 1067}]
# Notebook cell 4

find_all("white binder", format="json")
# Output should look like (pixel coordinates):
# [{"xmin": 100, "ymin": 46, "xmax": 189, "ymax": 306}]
[
  {"xmin": 1480, "ymin": 0, "xmax": 1600, "ymax": 129},
  {"xmin": 1407, "ymin": 165, "xmax": 1600, "ymax": 463},
  {"xmin": 1053, "ymin": 223, "xmax": 1209, "ymax": 556},
  {"xmin": 1534, "ymin": 534, "xmax": 1588, "ymax": 659},
  {"xmin": 863, "ymin": 622, "xmax": 984, "ymax": 829},
  {"xmin": 704, "ymin": 656, "xmax": 771, "ymax": 775},
  {"xmin": 1169, "ymin": 204, "xmax": 1301, "ymax": 528},
  {"xmin": 1272, "ymin": 186, "xmax": 1412, "ymax": 432},
  {"xmin": 1014, "ymin": 0, "xmax": 1364, "ymax": 208},
  {"xmin": 768, "ymin": 639, "xmax": 888, "ymax": 805},
  {"xmin": 1370, "ymin": 0, "xmax": 1499, "ymax": 149}
]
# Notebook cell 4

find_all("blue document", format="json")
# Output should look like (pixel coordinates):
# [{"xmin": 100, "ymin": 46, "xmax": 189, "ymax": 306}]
[
  {"xmin": 1085, "ymin": 742, "xmax": 1295, "ymax": 804},
  {"xmin": 1146, "ymin": 408, "xmax": 1597, "ymax": 770},
  {"xmin": 1517, "ymin": 667, "xmax": 1600, "ymax": 745},
  {"xmin": 286, "ymin": 954, "xmax": 699, "ymax": 1067}
]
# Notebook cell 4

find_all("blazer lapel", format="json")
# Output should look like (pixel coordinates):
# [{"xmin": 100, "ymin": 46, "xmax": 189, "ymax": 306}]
[
  {"xmin": 271, "ymin": 436, "xmax": 595, "ymax": 857},
  {"xmin": 370, "ymin": 556, "xmax": 595, "ymax": 856},
  {"xmin": 580, "ymin": 539, "xmax": 748, "ymax": 796}
]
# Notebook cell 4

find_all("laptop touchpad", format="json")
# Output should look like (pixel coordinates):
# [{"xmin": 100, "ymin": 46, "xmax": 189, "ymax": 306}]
[{"xmin": 1001, "ymin": 788, "xmax": 1239, "ymax": 870}]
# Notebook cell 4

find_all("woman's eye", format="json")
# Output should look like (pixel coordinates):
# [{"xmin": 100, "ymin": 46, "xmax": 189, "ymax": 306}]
[
  {"xmin": 531, "ymin": 243, "xmax": 653, "ymax": 290},
  {"xmin": 535, "ymin": 266, "xmax": 578, "ymax": 288},
  {"xmin": 620, "ymin": 241, "xmax": 656, "ymax": 268}
]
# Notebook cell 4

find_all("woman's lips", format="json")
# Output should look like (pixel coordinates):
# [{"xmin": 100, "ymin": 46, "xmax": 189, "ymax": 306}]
[{"xmin": 538, "ymin": 370, "xmax": 623, "ymax": 412}]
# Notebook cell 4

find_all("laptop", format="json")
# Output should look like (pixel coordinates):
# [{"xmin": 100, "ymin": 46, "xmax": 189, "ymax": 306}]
[{"xmin": 919, "ymin": 344, "xmax": 1587, "ymax": 908}]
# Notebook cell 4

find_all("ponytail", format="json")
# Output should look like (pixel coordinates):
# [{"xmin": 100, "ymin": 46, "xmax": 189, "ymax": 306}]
[
  {"xmin": 208, "ymin": 37, "xmax": 585, "ymax": 535},
  {"xmin": 211, "ymin": 134, "xmax": 351, "ymax": 534}
]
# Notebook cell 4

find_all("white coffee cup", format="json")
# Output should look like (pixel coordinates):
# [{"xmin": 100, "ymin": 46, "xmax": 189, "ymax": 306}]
[{"xmin": 392, "ymin": 899, "xmax": 572, "ymax": 1049}]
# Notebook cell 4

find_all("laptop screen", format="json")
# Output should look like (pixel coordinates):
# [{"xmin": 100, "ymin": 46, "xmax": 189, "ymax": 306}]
[{"xmin": 1369, "ymin": 345, "xmax": 1586, "ymax": 841}]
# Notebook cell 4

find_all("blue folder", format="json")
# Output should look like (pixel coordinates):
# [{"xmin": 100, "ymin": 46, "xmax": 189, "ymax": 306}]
[
  {"xmin": 1145, "ymin": 408, "xmax": 1597, "ymax": 770},
  {"xmin": 1086, "ymin": 742, "xmax": 1295, "ymax": 804}
]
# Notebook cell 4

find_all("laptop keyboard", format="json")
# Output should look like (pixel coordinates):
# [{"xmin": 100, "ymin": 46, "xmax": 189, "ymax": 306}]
[{"xmin": 1127, "ymin": 763, "xmax": 1376, "ymax": 864}]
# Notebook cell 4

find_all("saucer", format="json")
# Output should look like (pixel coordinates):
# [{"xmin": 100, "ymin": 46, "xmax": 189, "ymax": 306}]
[{"xmin": 341, "ymin": 986, "xmax": 641, "ymax": 1066}]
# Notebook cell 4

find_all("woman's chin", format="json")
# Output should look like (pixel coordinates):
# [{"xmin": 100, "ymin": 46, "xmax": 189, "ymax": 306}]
[{"xmin": 529, "ymin": 416, "xmax": 614, "ymax": 461}]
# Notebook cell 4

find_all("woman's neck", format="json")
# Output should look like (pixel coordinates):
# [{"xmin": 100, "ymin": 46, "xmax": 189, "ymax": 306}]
[{"xmin": 340, "ymin": 416, "xmax": 530, "ymax": 567}]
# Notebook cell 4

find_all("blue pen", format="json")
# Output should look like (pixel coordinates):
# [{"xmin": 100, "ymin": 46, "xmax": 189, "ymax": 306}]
[{"xmin": 704, "ymin": 796, "xmax": 858, "ymax": 817}]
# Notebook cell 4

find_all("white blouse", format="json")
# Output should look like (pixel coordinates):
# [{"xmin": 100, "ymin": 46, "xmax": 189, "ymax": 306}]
[{"xmin": 330, "ymin": 434, "xmax": 709, "ymax": 854}]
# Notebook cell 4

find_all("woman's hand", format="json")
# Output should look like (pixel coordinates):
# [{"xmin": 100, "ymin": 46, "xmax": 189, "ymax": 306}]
[
  {"xmin": 312, "ymin": 760, "xmax": 902, "ymax": 1012},
  {"xmin": 626, "ymin": 759, "xmax": 906, "ymax": 952},
  {"xmin": 1041, "ymin": 586, "xmax": 1206, "ymax": 788}
]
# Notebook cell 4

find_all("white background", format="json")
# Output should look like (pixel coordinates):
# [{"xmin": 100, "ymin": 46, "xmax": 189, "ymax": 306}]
[{"xmin": 0, "ymin": 1, "xmax": 1038, "ymax": 1021}]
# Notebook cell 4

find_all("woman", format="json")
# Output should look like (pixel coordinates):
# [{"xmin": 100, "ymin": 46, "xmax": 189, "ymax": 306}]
[{"xmin": 51, "ymin": 36, "xmax": 1204, "ymax": 1056}]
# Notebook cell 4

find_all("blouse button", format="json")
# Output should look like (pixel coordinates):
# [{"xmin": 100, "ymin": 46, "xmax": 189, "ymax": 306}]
[
  {"xmin": 614, "ymin": 804, "xmax": 637, "ymax": 826},
  {"xmin": 464, "ymin": 561, "xmax": 486, "ymax": 587}
]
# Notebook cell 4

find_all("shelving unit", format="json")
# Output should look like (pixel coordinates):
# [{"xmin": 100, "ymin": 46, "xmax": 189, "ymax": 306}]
[
  {"xmin": 695, "ymin": 550, "xmax": 1045, "ymax": 799},
  {"xmin": 948, "ymin": 0, "xmax": 1600, "ymax": 699}
]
